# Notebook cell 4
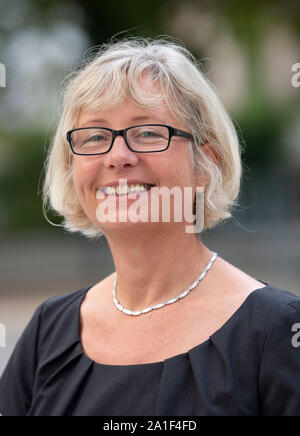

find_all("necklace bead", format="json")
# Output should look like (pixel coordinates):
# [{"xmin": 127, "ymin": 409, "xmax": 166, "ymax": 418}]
[{"xmin": 112, "ymin": 251, "xmax": 218, "ymax": 316}]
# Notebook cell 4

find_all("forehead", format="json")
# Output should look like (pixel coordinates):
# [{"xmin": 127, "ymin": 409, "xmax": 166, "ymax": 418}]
[
  {"xmin": 77, "ymin": 98, "xmax": 187, "ymax": 130},
  {"xmin": 74, "ymin": 73, "xmax": 186, "ymax": 129}
]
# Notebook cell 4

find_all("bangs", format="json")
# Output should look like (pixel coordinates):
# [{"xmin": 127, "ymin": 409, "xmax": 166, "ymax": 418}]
[{"xmin": 65, "ymin": 56, "xmax": 190, "ymax": 129}]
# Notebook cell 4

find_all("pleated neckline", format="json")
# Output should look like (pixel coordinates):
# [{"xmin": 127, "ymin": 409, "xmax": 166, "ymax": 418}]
[{"xmin": 75, "ymin": 281, "xmax": 269, "ymax": 368}]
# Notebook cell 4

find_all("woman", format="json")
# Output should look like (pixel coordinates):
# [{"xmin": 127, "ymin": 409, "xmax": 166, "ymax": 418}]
[{"xmin": 0, "ymin": 37, "xmax": 299, "ymax": 416}]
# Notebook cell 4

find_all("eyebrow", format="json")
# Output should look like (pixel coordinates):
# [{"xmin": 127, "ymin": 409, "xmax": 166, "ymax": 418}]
[
  {"xmin": 79, "ymin": 115, "xmax": 161, "ymax": 127},
  {"xmin": 79, "ymin": 119, "xmax": 106, "ymax": 126}
]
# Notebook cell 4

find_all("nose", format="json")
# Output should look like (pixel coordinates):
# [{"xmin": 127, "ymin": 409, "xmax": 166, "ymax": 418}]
[{"xmin": 103, "ymin": 134, "xmax": 139, "ymax": 169}]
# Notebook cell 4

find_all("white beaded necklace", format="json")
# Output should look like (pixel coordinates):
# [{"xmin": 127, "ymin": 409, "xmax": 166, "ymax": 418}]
[{"xmin": 112, "ymin": 251, "xmax": 218, "ymax": 316}]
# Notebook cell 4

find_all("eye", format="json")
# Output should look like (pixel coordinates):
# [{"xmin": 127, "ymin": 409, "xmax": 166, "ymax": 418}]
[
  {"xmin": 85, "ymin": 134, "xmax": 105, "ymax": 143},
  {"xmin": 132, "ymin": 127, "xmax": 165, "ymax": 140},
  {"xmin": 81, "ymin": 130, "xmax": 111, "ymax": 145},
  {"xmin": 140, "ymin": 130, "xmax": 159, "ymax": 137}
]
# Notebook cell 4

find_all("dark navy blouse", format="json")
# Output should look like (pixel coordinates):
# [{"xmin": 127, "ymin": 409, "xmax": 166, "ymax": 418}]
[{"xmin": 0, "ymin": 281, "xmax": 300, "ymax": 416}]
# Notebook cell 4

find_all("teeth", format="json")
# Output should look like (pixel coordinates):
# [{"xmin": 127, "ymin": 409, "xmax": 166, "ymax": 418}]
[{"xmin": 101, "ymin": 184, "xmax": 151, "ymax": 195}]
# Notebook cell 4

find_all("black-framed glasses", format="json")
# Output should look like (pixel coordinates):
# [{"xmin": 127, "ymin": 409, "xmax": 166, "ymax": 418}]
[{"xmin": 66, "ymin": 124, "xmax": 194, "ymax": 155}]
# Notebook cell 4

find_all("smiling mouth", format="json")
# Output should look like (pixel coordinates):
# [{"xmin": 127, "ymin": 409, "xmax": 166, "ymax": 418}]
[{"xmin": 98, "ymin": 183, "xmax": 155, "ymax": 196}]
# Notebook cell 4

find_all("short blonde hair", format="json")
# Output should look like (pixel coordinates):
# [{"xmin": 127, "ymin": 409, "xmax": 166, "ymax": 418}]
[{"xmin": 42, "ymin": 37, "xmax": 243, "ymax": 239}]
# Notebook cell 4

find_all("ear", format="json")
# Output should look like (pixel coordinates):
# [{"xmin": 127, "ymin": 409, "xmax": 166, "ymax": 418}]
[
  {"xmin": 67, "ymin": 151, "xmax": 74, "ymax": 169},
  {"xmin": 192, "ymin": 142, "xmax": 220, "ymax": 190},
  {"xmin": 201, "ymin": 142, "xmax": 221, "ymax": 166}
]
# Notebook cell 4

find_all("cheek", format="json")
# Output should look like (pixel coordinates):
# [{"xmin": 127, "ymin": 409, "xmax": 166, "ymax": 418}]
[
  {"xmin": 72, "ymin": 160, "xmax": 101, "ymax": 223},
  {"xmin": 73, "ymin": 158, "xmax": 97, "ymax": 187},
  {"xmin": 169, "ymin": 146, "xmax": 194, "ymax": 185},
  {"xmin": 72, "ymin": 158, "xmax": 99, "ymax": 202}
]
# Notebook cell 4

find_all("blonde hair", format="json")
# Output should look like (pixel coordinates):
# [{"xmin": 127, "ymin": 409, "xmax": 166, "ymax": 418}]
[{"xmin": 42, "ymin": 37, "xmax": 243, "ymax": 239}]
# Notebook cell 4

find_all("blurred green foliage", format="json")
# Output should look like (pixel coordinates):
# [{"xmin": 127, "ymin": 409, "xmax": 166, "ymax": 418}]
[{"xmin": 0, "ymin": 132, "xmax": 47, "ymax": 232}]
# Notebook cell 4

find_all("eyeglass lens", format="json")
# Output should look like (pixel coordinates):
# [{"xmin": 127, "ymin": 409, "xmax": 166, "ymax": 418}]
[{"xmin": 70, "ymin": 125, "xmax": 170, "ymax": 154}]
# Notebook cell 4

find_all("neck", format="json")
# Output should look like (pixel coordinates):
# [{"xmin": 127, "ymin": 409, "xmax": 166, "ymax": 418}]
[{"xmin": 104, "ymin": 224, "xmax": 212, "ymax": 312}]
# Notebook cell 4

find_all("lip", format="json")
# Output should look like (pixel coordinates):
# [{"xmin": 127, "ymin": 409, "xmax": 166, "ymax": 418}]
[
  {"xmin": 96, "ymin": 180, "xmax": 156, "ymax": 199},
  {"xmin": 99, "ymin": 179, "xmax": 155, "ymax": 188}
]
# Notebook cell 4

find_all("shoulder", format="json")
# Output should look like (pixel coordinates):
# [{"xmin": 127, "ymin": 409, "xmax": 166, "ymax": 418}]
[
  {"xmin": 236, "ymin": 283, "xmax": 300, "ymax": 338},
  {"xmin": 211, "ymin": 255, "xmax": 300, "ymax": 324},
  {"xmin": 255, "ymin": 285, "xmax": 300, "ymax": 349},
  {"xmin": 0, "ymin": 285, "xmax": 92, "ymax": 416},
  {"xmin": 248, "ymin": 284, "xmax": 300, "ymax": 325},
  {"xmin": 41, "ymin": 286, "xmax": 91, "ymax": 315},
  {"xmin": 37, "ymin": 285, "xmax": 92, "ymax": 334},
  {"xmin": 211, "ymin": 283, "xmax": 300, "ymax": 351},
  {"xmin": 21, "ymin": 284, "xmax": 94, "ymax": 368},
  {"xmin": 255, "ymin": 286, "xmax": 300, "ymax": 415}
]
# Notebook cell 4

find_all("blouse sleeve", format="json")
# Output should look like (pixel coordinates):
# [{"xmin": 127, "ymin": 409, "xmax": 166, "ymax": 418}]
[
  {"xmin": 259, "ymin": 300, "xmax": 300, "ymax": 416},
  {"xmin": 0, "ymin": 302, "xmax": 43, "ymax": 416}
]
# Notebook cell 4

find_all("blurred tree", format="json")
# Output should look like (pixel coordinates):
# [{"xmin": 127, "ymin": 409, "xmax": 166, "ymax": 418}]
[
  {"xmin": 0, "ymin": 132, "xmax": 46, "ymax": 232},
  {"xmin": 216, "ymin": 0, "xmax": 300, "ymax": 166},
  {"xmin": 75, "ymin": 0, "xmax": 165, "ymax": 40}
]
